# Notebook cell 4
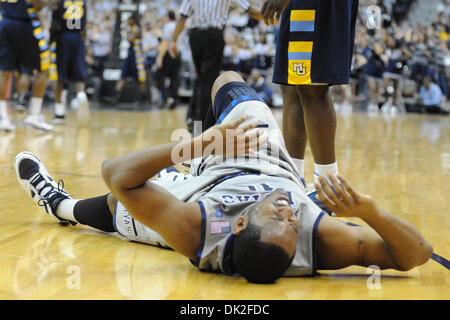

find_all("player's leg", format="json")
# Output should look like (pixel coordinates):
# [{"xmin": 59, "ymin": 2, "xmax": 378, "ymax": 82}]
[
  {"xmin": 14, "ymin": 150, "xmax": 174, "ymax": 248},
  {"xmin": 14, "ymin": 151, "xmax": 116, "ymax": 232},
  {"xmin": 15, "ymin": 69, "xmax": 31, "ymax": 112},
  {"xmin": 296, "ymin": 84, "xmax": 337, "ymax": 180},
  {"xmin": 20, "ymin": 24, "xmax": 53, "ymax": 131},
  {"xmin": 52, "ymin": 81, "xmax": 66, "ymax": 124},
  {"xmin": 0, "ymin": 19, "xmax": 16, "ymax": 132},
  {"xmin": 0, "ymin": 71, "xmax": 15, "ymax": 132},
  {"xmin": 207, "ymin": 71, "xmax": 303, "ymax": 180},
  {"xmin": 281, "ymin": 85, "xmax": 306, "ymax": 179},
  {"xmin": 24, "ymin": 69, "xmax": 53, "ymax": 130},
  {"xmin": 70, "ymin": 34, "xmax": 90, "ymax": 120}
]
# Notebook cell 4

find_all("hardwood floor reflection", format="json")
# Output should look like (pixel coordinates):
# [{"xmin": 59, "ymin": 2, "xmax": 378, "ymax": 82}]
[{"xmin": 0, "ymin": 108, "xmax": 448, "ymax": 299}]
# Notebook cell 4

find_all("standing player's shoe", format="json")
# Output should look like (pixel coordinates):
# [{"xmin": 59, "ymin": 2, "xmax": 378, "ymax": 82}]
[
  {"xmin": 14, "ymin": 151, "xmax": 76, "ymax": 225},
  {"xmin": 0, "ymin": 117, "xmax": 15, "ymax": 132},
  {"xmin": 51, "ymin": 114, "xmax": 66, "ymax": 125},
  {"xmin": 15, "ymin": 103, "xmax": 27, "ymax": 113},
  {"xmin": 24, "ymin": 114, "xmax": 54, "ymax": 131}
]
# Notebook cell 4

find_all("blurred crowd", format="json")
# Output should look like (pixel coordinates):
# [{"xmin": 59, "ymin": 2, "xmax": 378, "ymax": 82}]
[
  {"xmin": 337, "ymin": 0, "xmax": 450, "ymax": 114},
  {"xmin": 84, "ymin": 0, "xmax": 449, "ymax": 114}
]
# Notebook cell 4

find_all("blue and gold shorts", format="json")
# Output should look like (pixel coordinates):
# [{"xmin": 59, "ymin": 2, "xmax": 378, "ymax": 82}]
[{"xmin": 273, "ymin": 0, "xmax": 359, "ymax": 86}]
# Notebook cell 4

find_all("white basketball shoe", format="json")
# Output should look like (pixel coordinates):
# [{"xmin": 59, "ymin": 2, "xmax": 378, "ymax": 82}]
[
  {"xmin": 0, "ymin": 117, "xmax": 15, "ymax": 132},
  {"xmin": 14, "ymin": 151, "xmax": 76, "ymax": 225},
  {"xmin": 24, "ymin": 114, "xmax": 54, "ymax": 131}
]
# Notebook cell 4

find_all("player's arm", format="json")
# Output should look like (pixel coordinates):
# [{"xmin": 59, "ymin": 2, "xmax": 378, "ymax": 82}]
[
  {"xmin": 169, "ymin": 15, "xmax": 187, "ymax": 57},
  {"xmin": 33, "ymin": 0, "xmax": 50, "ymax": 10},
  {"xmin": 101, "ymin": 116, "xmax": 264, "ymax": 259},
  {"xmin": 260, "ymin": 0, "xmax": 290, "ymax": 25},
  {"xmin": 156, "ymin": 39, "xmax": 169, "ymax": 68},
  {"xmin": 232, "ymin": 0, "xmax": 263, "ymax": 20},
  {"xmin": 246, "ymin": 6, "xmax": 263, "ymax": 20},
  {"xmin": 314, "ymin": 174, "xmax": 433, "ymax": 271}
]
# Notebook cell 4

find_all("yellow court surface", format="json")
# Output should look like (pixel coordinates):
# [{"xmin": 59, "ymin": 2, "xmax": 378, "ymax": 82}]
[{"xmin": 0, "ymin": 107, "xmax": 449, "ymax": 299}]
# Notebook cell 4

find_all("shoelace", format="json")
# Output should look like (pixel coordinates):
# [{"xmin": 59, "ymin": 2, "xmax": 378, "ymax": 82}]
[
  {"xmin": 37, "ymin": 179, "xmax": 66, "ymax": 208},
  {"xmin": 29, "ymin": 173, "xmax": 67, "ymax": 210}
]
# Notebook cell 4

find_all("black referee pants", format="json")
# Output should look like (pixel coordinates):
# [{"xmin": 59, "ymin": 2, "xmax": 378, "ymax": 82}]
[
  {"xmin": 154, "ymin": 52, "xmax": 181, "ymax": 104},
  {"xmin": 188, "ymin": 28, "xmax": 225, "ymax": 126}
]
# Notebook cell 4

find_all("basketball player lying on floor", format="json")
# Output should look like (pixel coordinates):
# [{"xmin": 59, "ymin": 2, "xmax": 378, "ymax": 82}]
[{"xmin": 15, "ymin": 72, "xmax": 433, "ymax": 284}]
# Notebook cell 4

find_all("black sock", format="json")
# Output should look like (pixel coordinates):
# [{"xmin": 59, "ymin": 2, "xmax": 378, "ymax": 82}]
[{"xmin": 73, "ymin": 194, "xmax": 115, "ymax": 232}]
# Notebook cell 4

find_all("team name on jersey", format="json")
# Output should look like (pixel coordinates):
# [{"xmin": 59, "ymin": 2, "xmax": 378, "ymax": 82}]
[{"xmin": 221, "ymin": 183, "xmax": 294, "ymax": 205}]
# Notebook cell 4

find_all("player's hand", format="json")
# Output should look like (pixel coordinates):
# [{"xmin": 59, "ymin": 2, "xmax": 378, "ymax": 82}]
[
  {"xmin": 196, "ymin": 115, "xmax": 268, "ymax": 158},
  {"xmin": 260, "ymin": 0, "xmax": 290, "ymax": 25},
  {"xmin": 314, "ymin": 174, "xmax": 377, "ymax": 218}
]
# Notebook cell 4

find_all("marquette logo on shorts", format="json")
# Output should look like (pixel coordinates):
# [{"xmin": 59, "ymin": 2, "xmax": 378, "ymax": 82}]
[
  {"xmin": 293, "ymin": 62, "xmax": 307, "ymax": 76},
  {"xmin": 287, "ymin": 41, "xmax": 313, "ymax": 84},
  {"xmin": 288, "ymin": 10, "xmax": 315, "ymax": 85}
]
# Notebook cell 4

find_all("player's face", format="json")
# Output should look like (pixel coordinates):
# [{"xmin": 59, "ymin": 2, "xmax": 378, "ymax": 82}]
[{"xmin": 252, "ymin": 189, "xmax": 299, "ymax": 257}]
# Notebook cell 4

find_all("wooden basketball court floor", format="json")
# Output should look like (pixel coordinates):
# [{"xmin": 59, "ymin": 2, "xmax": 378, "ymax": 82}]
[{"xmin": 0, "ymin": 107, "xmax": 448, "ymax": 300}]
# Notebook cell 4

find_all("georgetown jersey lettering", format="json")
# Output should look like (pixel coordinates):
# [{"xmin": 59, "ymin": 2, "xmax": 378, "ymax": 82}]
[{"xmin": 190, "ymin": 174, "xmax": 324, "ymax": 277}]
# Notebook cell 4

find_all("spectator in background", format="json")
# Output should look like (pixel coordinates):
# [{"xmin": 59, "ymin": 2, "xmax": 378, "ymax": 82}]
[
  {"xmin": 250, "ymin": 69, "xmax": 273, "ymax": 107},
  {"xmin": 90, "ymin": 24, "xmax": 112, "ymax": 78},
  {"xmin": 381, "ymin": 36, "xmax": 404, "ymax": 113},
  {"xmin": 253, "ymin": 33, "xmax": 273, "ymax": 71},
  {"xmin": 115, "ymin": 16, "xmax": 149, "ymax": 103},
  {"xmin": 237, "ymin": 38, "xmax": 254, "ymax": 80},
  {"xmin": 154, "ymin": 10, "xmax": 182, "ymax": 109},
  {"xmin": 363, "ymin": 42, "xmax": 387, "ymax": 113},
  {"xmin": 419, "ymin": 76, "xmax": 446, "ymax": 114}
]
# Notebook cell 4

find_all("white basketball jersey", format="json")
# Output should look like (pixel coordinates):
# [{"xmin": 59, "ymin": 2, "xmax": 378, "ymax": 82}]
[{"xmin": 114, "ymin": 101, "xmax": 326, "ymax": 277}]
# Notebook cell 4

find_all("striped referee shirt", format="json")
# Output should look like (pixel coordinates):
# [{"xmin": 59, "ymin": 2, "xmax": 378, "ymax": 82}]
[{"xmin": 180, "ymin": 0, "xmax": 250, "ymax": 29}]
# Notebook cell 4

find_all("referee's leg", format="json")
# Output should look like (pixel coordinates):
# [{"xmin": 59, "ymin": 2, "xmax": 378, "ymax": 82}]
[{"xmin": 197, "ymin": 29, "xmax": 224, "ymax": 126}]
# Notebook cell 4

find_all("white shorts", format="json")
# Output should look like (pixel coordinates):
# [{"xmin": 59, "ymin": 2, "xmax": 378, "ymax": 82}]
[{"xmin": 112, "ymin": 169, "xmax": 189, "ymax": 249}]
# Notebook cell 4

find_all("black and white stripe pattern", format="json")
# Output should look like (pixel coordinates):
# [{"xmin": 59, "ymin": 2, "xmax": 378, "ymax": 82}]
[{"xmin": 180, "ymin": 0, "xmax": 250, "ymax": 29}]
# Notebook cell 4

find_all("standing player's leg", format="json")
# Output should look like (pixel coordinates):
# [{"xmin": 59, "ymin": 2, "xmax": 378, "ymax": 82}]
[
  {"xmin": 24, "ymin": 69, "xmax": 53, "ymax": 131},
  {"xmin": 15, "ymin": 67, "xmax": 32, "ymax": 112},
  {"xmin": 296, "ymin": 84, "xmax": 338, "ymax": 181},
  {"xmin": 19, "ymin": 21, "xmax": 53, "ymax": 131},
  {"xmin": 64, "ymin": 32, "xmax": 90, "ymax": 121},
  {"xmin": 281, "ymin": 85, "xmax": 307, "ymax": 179},
  {"xmin": 273, "ymin": 0, "xmax": 358, "ymax": 188},
  {"xmin": 0, "ymin": 19, "xmax": 16, "ymax": 132},
  {"xmin": 52, "ymin": 80, "xmax": 66, "ymax": 124},
  {"xmin": 0, "ymin": 71, "xmax": 15, "ymax": 131}
]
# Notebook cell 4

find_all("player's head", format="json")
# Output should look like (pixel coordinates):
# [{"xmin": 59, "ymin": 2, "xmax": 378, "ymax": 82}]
[{"xmin": 232, "ymin": 189, "xmax": 299, "ymax": 283}]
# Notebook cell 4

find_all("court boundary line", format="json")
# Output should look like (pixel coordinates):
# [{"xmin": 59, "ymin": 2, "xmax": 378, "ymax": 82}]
[{"xmin": 0, "ymin": 166, "xmax": 101, "ymax": 179}]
